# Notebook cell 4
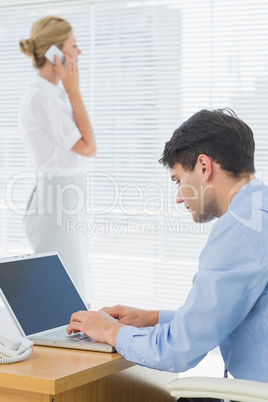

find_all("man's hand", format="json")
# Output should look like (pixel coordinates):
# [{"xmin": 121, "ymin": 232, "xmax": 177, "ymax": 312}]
[
  {"xmin": 67, "ymin": 310, "xmax": 124, "ymax": 346},
  {"xmin": 101, "ymin": 305, "xmax": 159, "ymax": 328}
]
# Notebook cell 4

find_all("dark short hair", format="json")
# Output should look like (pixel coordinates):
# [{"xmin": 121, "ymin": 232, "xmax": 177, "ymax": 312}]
[{"xmin": 159, "ymin": 108, "xmax": 255, "ymax": 177}]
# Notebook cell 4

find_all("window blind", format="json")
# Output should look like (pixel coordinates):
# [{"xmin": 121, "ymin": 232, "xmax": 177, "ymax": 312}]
[{"xmin": 0, "ymin": 0, "xmax": 268, "ymax": 311}]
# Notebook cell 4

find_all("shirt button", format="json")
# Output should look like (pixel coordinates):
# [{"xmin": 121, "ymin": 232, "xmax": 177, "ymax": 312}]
[
  {"xmin": 141, "ymin": 359, "xmax": 144, "ymax": 363},
  {"xmin": 120, "ymin": 350, "xmax": 124, "ymax": 356}
]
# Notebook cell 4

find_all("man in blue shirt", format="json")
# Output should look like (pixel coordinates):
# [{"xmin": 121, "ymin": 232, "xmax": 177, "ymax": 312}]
[{"xmin": 67, "ymin": 109, "xmax": 268, "ymax": 400}]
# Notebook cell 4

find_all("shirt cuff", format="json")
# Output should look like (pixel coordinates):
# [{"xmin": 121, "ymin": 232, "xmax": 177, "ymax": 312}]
[
  {"xmin": 158, "ymin": 310, "xmax": 176, "ymax": 324},
  {"xmin": 116, "ymin": 325, "xmax": 143, "ymax": 356}
]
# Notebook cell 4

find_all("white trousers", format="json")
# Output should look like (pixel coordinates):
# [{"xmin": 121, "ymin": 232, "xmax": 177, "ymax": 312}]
[{"xmin": 24, "ymin": 174, "xmax": 91, "ymax": 304}]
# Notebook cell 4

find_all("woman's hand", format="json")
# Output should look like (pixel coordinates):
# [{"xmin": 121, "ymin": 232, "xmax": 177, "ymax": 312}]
[
  {"xmin": 101, "ymin": 305, "xmax": 159, "ymax": 328},
  {"xmin": 54, "ymin": 53, "xmax": 96, "ymax": 157},
  {"xmin": 54, "ymin": 54, "xmax": 79, "ymax": 97}
]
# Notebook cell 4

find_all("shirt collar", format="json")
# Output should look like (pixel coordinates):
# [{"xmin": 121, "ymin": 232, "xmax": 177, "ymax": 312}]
[
  {"xmin": 33, "ymin": 74, "xmax": 66, "ymax": 100},
  {"xmin": 211, "ymin": 178, "xmax": 265, "ymax": 233},
  {"xmin": 228, "ymin": 178, "xmax": 264, "ymax": 211}
]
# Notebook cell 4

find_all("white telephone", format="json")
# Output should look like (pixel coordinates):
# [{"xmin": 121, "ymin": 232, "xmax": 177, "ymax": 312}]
[
  {"xmin": 0, "ymin": 327, "xmax": 33, "ymax": 364},
  {"xmin": 44, "ymin": 45, "xmax": 65, "ymax": 65}
]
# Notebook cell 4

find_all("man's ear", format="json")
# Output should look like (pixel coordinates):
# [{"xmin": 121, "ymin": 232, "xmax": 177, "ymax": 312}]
[{"xmin": 196, "ymin": 154, "xmax": 213, "ymax": 181}]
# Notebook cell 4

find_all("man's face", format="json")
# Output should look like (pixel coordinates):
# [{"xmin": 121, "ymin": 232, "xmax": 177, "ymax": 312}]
[{"xmin": 170, "ymin": 162, "xmax": 216, "ymax": 223}]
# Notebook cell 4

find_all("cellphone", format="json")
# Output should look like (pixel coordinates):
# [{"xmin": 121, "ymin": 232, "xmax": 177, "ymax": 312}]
[{"xmin": 44, "ymin": 45, "xmax": 65, "ymax": 65}]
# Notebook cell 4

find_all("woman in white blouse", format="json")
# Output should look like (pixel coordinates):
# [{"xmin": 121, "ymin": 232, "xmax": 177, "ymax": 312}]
[{"xmin": 19, "ymin": 16, "xmax": 96, "ymax": 304}]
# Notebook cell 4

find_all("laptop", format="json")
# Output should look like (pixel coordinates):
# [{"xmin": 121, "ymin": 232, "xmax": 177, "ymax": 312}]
[{"xmin": 0, "ymin": 252, "xmax": 115, "ymax": 353}]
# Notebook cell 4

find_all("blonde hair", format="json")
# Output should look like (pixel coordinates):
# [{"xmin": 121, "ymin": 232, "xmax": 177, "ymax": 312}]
[{"xmin": 19, "ymin": 16, "xmax": 72, "ymax": 69}]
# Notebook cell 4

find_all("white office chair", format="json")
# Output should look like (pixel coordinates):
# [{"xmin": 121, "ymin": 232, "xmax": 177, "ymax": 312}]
[{"xmin": 167, "ymin": 376, "xmax": 268, "ymax": 402}]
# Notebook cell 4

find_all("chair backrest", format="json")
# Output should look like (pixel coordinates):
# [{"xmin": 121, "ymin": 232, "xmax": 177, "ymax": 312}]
[{"xmin": 167, "ymin": 376, "xmax": 268, "ymax": 402}]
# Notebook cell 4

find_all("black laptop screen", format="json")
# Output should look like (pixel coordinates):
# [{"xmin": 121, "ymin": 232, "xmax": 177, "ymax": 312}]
[{"xmin": 0, "ymin": 254, "xmax": 87, "ymax": 335}]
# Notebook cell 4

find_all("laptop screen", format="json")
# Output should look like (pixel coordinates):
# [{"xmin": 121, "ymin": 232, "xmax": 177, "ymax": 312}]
[{"xmin": 0, "ymin": 254, "xmax": 87, "ymax": 335}]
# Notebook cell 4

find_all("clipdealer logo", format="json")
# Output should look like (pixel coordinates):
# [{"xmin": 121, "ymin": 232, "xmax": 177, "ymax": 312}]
[{"xmin": 5, "ymin": 171, "xmax": 187, "ymax": 222}]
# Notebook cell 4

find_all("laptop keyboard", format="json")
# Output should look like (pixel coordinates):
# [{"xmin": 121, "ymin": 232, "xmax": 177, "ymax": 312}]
[{"xmin": 42, "ymin": 329, "xmax": 89, "ymax": 341}]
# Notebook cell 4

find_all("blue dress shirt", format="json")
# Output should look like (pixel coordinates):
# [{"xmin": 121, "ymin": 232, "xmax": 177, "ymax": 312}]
[{"xmin": 116, "ymin": 178, "xmax": 268, "ymax": 382}]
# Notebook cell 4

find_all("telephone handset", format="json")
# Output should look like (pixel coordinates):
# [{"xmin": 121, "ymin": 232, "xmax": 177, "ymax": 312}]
[
  {"xmin": 44, "ymin": 45, "xmax": 65, "ymax": 65},
  {"xmin": 0, "ymin": 327, "xmax": 33, "ymax": 364}
]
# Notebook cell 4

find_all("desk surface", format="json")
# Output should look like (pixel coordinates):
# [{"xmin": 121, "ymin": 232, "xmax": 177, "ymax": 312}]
[
  {"xmin": 0, "ymin": 346, "xmax": 134, "ymax": 395},
  {"xmin": 0, "ymin": 306, "xmax": 177, "ymax": 401}
]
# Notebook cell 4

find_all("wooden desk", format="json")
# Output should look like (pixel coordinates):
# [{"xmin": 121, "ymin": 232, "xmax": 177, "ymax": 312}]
[{"xmin": 0, "ymin": 346, "xmax": 177, "ymax": 401}]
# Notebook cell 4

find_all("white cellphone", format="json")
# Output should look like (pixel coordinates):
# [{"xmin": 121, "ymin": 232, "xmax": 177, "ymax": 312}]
[{"xmin": 44, "ymin": 45, "xmax": 65, "ymax": 65}]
